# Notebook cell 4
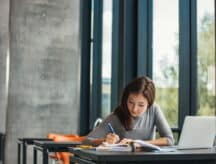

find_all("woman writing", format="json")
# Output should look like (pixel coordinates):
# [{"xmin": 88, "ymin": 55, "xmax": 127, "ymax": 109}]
[{"xmin": 85, "ymin": 76, "xmax": 174, "ymax": 146}]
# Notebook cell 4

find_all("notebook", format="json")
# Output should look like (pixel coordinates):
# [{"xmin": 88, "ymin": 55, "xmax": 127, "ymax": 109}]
[{"xmin": 177, "ymin": 116, "xmax": 216, "ymax": 149}]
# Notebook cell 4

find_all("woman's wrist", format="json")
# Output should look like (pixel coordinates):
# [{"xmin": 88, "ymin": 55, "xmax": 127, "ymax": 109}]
[{"xmin": 145, "ymin": 137, "xmax": 169, "ymax": 146}]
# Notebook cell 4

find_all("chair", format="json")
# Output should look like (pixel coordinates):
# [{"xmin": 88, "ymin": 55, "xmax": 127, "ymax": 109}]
[
  {"xmin": 17, "ymin": 117, "xmax": 103, "ymax": 164},
  {"xmin": 46, "ymin": 133, "xmax": 85, "ymax": 164},
  {"xmin": 93, "ymin": 118, "xmax": 103, "ymax": 128},
  {"xmin": 47, "ymin": 118, "xmax": 103, "ymax": 164}
]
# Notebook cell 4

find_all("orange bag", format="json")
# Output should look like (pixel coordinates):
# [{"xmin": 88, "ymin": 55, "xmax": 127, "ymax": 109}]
[{"xmin": 47, "ymin": 133, "xmax": 86, "ymax": 164}]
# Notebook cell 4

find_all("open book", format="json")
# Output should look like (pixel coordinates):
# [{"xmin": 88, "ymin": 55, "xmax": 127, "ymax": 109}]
[
  {"xmin": 96, "ymin": 140, "xmax": 161, "ymax": 152},
  {"xmin": 133, "ymin": 140, "xmax": 161, "ymax": 151},
  {"xmin": 96, "ymin": 142, "xmax": 132, "ymax": 152}
]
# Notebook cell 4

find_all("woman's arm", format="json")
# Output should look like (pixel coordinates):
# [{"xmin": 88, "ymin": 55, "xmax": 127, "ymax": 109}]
[
  {"xmin": 146, "ymin": 137, "xmax": 170, "ymax": 146},
  {"xmin": 82, "ymin": 137, "xmax": 105, "ymax": 146},
  {"xmin": 86, "ymin": 113, "xmax": 122, "ymax": 145},
  {"xmin": 154, "ymin": 105, "xmax": 175, "ymax": 146},
  {"xmin": 119, "ymin": 137, "xmax": 169, "ymax": 146},
  {"xmin": 83, "ymin": 133, "xmax": 120, "ymax": 146}
]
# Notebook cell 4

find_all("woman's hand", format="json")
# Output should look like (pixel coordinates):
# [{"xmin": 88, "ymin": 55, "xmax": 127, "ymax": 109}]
[
  {"xmin": 119, "ymin": 138, "xmax": 133, "ymax": 144},
  {"xmin": 105, "ymin": 133, "xmax": 120, "ymax": 144}
]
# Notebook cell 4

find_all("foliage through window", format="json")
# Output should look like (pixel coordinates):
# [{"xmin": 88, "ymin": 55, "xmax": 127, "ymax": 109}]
[
  {"xmin": 152, "ymin": 0, "xmax": 179, "ymax": 128},
  {"xmin": 101, "ymin": 0, "xmax": 113, "ymax": 118},
  {"xmin": 197, "ymin": 0, "xmax": 215, "ymax": 116}
]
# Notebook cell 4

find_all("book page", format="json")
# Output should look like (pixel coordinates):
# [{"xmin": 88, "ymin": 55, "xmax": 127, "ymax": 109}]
[
  {"xmin": 95, "ymin": 141, "xmax": 175, "ymax": 152},
  {"xmin": 101, "ymin": 142, "xmax": 129, "ymax": 147},
  {"xmin": 133, "ymin": 140, "xmax": 161, "ymax": 151},
  {"xmin": 96, "ymin": 142, "xmax": 132, "ymax": 152}
]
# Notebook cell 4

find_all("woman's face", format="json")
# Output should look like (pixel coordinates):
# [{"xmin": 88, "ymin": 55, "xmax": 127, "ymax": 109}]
[{"xmin": 127, "ymin": 93, "xmax": 148, "ymax": 117}]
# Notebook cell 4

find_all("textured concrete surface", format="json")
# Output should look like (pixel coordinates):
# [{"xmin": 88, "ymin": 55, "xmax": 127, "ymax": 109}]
[
  {"xmin": 0, "ymin": 0, "xmax": 9, "ymax": 134},
  {"xmin": 4, "ymin": 0, "xmax": 81, "ymax": 163}
]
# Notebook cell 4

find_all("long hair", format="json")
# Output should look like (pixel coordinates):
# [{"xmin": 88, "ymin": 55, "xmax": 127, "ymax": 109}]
[{"xmin": 114, "ymin": 76, "xmax": 155, "ymax": 130}]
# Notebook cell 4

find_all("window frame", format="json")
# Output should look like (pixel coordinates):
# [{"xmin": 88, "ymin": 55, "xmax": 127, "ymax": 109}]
[{"xmin": 79, "ymin": 0, "xmax": 215, "ymax": 135}]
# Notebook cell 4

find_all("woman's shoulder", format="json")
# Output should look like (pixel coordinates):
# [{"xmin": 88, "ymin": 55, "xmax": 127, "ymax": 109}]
[
  {"xmin": 103, "ymin": 112, "xmax": 119, "ymax": 122},
  {"xmin": 101, "ymin": 112, "xmax": 123, "ymax": 129},
  {"xmin": 148, "ymin": 103, "xmax": 162, "ymax": 114},
  {"xmin": 149, "ymin": 103, "xmax": 160, "ymax": 110}
]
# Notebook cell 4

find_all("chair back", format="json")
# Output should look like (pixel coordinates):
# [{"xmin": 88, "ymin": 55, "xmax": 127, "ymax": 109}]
[{"xmin": 93, "ymin": 118, "xmax": 103, "ymax": 128}]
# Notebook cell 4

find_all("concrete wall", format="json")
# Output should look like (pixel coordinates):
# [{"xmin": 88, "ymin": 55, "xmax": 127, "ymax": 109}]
[
  {"xmin": 0, "ymin": 0, "xmax": 9, "ymax": 134},
  {"xmin": 4, "ymin": 0, "xmax": 81, "ymax": 163}
]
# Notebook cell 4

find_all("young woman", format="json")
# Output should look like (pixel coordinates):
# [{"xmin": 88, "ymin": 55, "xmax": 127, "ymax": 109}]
[{"xmin": 85, "ymin": 76, "xmax": 174, "ymax": 146}]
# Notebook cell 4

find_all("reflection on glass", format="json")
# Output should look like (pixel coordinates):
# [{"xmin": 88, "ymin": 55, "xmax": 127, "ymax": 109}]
[
  {"xmin": 153, "ymin": 0, "xmax": 179, "ymax": 127},
  {"xmin": 101, "ymin": 0, "xmax": 113, "ymax": 118},
  {"xmin": 90, "ymin": 0, "xmax": 94, "ymax": 101},
  {"xmin": 197, "ymin": 0, "xmax": 215, "ymax": 116}
]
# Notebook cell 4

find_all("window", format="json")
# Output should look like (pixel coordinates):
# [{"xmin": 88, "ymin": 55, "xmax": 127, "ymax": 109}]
[
  {"xmin": 101, "ymin": 0, "xmax": 113, "ymax": 118},
  {"xmin": 152, "ymin": 0, "xmax": 179, "ymax": 127},
  {"xmin": 197, "ymin": 0, "xmax": 215, "ymax": 116},
  {"xmin": 81, "ymin": 0, "xmax": 215, "ymax": 134}
]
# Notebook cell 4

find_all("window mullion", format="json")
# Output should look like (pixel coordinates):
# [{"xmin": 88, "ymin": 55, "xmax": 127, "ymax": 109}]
[{"xmin": 90, "ymin": 0, "xmax": 103, "ymax": 129}]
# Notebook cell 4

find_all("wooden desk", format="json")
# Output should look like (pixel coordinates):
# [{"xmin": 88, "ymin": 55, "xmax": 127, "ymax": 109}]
[{"xmin": 69, "ymin": 147, "xmax": 216, "ymax": 164}]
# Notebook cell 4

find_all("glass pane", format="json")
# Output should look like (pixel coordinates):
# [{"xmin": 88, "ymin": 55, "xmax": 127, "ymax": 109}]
[
  {"xmin": 197, "ymin": 0, "xmax": 215, "ymax": 115},
  {"xmin": 153, "ymin": 0, "xmax": 179, "ymax": 127},
  {"xmin": 101, "ymin": 0, "xmax": 113, "ymax": 118},
  {"xmin": 90, "ymin": 0, "xmax": 94, "ymax": 102}
]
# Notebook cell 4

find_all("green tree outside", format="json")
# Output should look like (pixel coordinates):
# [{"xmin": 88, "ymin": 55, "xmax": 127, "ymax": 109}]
[
  {"xmin": 197, "ymin": 14, "xmax": 215, "ymax": 116},
  {"xmin": 156, "ymin": 13, "xmax": 215, "ymax": 129}
]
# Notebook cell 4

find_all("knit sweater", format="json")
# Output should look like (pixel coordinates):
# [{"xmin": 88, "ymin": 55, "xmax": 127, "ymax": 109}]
[{"xmin": 87, "ymin": 104, "xmax": 174, "ymax": 145}]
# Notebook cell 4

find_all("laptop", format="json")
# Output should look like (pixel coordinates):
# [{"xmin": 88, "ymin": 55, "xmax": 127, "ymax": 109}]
[{"xmin": 177, "ymin": 116, "xmax": 216, "ymax": 149}]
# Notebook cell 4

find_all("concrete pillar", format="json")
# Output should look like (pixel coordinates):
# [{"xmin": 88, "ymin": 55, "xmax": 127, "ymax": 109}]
[
  {"xmin": 0, "ymin": 0, "xmax": 10, "ymax": 135},
  {"xmin": 5, "ymin": 0, "xmax": 81, "ymax": 163}
]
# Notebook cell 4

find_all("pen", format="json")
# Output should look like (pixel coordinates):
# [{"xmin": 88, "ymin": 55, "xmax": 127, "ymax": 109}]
[{"xmin": 107, "ymin": 123, "xmax": 115, "ymax": 133}]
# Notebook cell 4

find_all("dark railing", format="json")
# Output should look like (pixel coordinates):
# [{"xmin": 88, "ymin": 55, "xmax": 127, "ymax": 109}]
[{"xmin": 0, "ymin": 133, "xmax": 5, "ymax": 164}]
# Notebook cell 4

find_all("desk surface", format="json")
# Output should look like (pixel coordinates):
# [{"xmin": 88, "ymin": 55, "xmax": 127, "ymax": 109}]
[
  {"xmin": 69, "ymin": 147, "xmax": 216, "ymax": 164},
  {"xmin": 18, "ymin": 138, "xmax": 52, "ymax": 144},
  {"xmin": 34, "ymin": 140, "xmax": 81, "ymax": 148}
]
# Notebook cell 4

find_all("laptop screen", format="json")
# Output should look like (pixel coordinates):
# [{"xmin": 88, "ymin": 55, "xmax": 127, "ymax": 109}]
[{"xmin": 177, "ymin": 116, "xmax": 216, "ymax": 149}]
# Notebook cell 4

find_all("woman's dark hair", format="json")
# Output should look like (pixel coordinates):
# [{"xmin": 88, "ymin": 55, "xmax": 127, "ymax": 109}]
[{"xmin": 114, "ymin": 76, "xmax": 155, "ymax": 130}]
